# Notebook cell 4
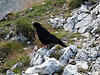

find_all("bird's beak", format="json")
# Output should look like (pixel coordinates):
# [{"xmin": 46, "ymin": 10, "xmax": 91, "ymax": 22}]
[{"xmin": 32, "ymin": 22, "xmax": 34, "ymax": 24}]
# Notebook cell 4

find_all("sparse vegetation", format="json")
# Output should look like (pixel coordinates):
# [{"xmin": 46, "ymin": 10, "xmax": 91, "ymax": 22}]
[
  {"xmin": 0, "ymin": 41, "xmax": 30, "ymax": 74},
  {"xmin": 70, "ymin": 32, "xmax": 85, "ymax": 40},
  {"xmin": 78, "ymin": 67, "xmax": 91, "ymax": 73},
  {"xmin": 67, "ymin": 0, "xmax": 81, "ymax": 10},
  {"xmin": 91, "ymin": 43, "xmax": 97, "ymax": 47},
  {"xmin": 50, "ymin": 50, "xmax": 61, "ymax": 60},
  {"xmin": 16, "ymin": 17, "xmax": 35, "ymax": 40}
]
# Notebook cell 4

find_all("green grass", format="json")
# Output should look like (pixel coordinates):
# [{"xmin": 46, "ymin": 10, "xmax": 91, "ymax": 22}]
[
  {"xmin": 67, "ymin": 0, "xmax": 81, "ymax": 10},
  {"xmin": 70, "ymin": 32, "xmax": 85, "ymax": 40},
  {"xmin": 0, "ymin": 41, "xmax": 23, "ymax": 55},
  {"xmin": 16, "ymin": 17, "xmax": 35, "ymax": 39},
  {"xmin": 0, "ymin": 41, "xmax": 30, "ymax": 74}
]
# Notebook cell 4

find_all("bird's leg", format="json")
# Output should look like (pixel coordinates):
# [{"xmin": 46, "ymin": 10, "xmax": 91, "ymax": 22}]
[{"xmin": 43, "ymin": 45, "xmax": 47, "ymax": 48}]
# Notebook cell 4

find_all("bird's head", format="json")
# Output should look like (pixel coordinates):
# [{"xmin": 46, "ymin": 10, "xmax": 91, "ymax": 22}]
[{"xmin": 32, "ymin": 22, "xmax": 41, "ymax": 28}]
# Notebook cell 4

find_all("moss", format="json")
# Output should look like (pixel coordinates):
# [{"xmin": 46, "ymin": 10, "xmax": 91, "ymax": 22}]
[
  {"xmin": 0, "ymin": 41, "xmax": 27, "ymax": 73},
  {"xmin": 57, "ymin": 66, "xmax": 65, "ymax": 75},
  {"xmin": 95, "ymin": 28, "xmax": 100, "ymax": 34},
  {"xmin": 23, "ymin": 0, "xmax": 66, "ymax": 20},
  {"xmin": 5, "ymin": 56, "xmax": 30, "ymax": 74},
  {"xmin": 89, "ymin": 0, "xmax": 97, "ymax": 3},
  {"xmin": 54, "ymin": 29, "xmax": 68, "ymax": 39},
  {"xmin": 91, "ymin": 43, "xmax": 97, "ymax": 47},
  {"xmin": 67, "ymin": 0, "xmax": 81, "ymax": 10},
  {"xmin": 0, "ymin": 41, "xmax": 30, "ymax": 74},
  {"xmin": 0, "ymin": 41, "xmax": 23, "ymax": 55},
  {"xmin": 16, "ymin": 17, "xmax": 35, "ymax": 40},
  {"xmin": 0, "ymin": 21, "xmax": 13, "ymax": 27},
  {"xmin": 50, "ymin": 50, "xmax": 61, "ymax": 60},
  {"xmin": 70, "ymin": 32, "xmax": 85, "ymax": 40},
  {"xmin": 78, "ymin": 67, "xmax": 91, "ymax": 73}
]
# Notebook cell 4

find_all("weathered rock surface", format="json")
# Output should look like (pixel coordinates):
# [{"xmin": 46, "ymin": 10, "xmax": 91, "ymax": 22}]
[
  {"xmin": 25, "ymin": 58, "xmax": 62, "ymax": 75},
  {"xmin": 59, "ymin": 45, "xmax": 77, "ymax": 66}
]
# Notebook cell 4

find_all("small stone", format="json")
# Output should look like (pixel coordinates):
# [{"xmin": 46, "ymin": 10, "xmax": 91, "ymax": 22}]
[
  {"xmin": 27, "ymin": 41, "xmax": 31, "ymax": 45},
  {"xmin": 10, "ymin": 62, "xmax": 23, "ymax": 71},
  {"xmin": 29, "ymin": 8, "xmax": 32, "ymax": 11},
  {"xmin": 6, "ymin": 70, "xmax": 15, "ymax": 75}
]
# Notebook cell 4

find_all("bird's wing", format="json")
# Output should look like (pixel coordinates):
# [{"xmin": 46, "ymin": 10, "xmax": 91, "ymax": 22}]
[
  {"xmin": 37, "ymin": 27, "xmax": 66, "ymax": 47},
  {"xmin": 37, "ymin": 27, "xmax": 53, "ymax": 43}
]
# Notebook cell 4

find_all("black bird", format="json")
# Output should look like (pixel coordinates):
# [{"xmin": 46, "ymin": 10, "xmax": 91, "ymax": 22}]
[{"xmin": 32, "ymin": 22, "xmax": 67, "ymax": 47}]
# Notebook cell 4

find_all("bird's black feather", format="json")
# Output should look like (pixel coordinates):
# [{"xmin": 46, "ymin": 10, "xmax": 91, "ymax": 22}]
[{"xmin": 32, "ymin": 22, "xmax": 67, "ymax": 47}]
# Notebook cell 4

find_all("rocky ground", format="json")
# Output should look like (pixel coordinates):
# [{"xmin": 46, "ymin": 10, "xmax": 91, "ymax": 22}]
[{"xmin": 0, "ymin": 0, "xmax": 100, "ymax": 75}]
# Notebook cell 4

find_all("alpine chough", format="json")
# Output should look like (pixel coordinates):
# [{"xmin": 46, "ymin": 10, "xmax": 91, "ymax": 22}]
[{"xmin": 32, "ymin": 22, "xmax": 67, "ymax": 47}]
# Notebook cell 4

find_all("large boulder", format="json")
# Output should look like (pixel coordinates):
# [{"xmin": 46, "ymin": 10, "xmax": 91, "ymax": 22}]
[
  {"xmin": 25, "ymin": 58, "xmax": 62, "ymax": 75},
  {"xmin": 29, "ymin": 46, "xmax": 56, "ymax": 66}
]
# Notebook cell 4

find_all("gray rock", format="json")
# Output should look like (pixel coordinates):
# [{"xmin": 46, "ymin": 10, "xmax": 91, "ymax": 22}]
[
  {"xmin": 10, "ymin": 62, "xmax": 23, "ymax": 71},
  {"xmin": 91, "ymin": 25, "xmax": 100, "ymax": 34},
  {"xmin": 82, "ymin": 32, "xmax": 90, "ymax": 38},
  {"xmin": 59, "ymin": 45, "xmax": 77, "ymax": 66},
  {"xmin": 80, "ymin": 5, "xmax": 89, "ymax": 13},
  {"xmin": 5, "ymin": 31, "xmax": 13, "ymax": 40},
  {"xmin": 75, "ymin": 49, "xmax": 88, "ymax": 61},
  {"xmin": 11, "ymin": 33, "xmax": 28, "ymax": 42},
  {"xmin": 64, "ymin": 14, "xmax": 78, "ymax": 32},
  {"xmin": 6, "ymin": 70, "xmax": 15, "ymax": 75},
  {"xmin": 91, "ymin": 57, "xmax": 100, "ymax": 71},
  {"xmin": 76, "ymin": 61, "xmax": 88, "ymax": 70},
  {"xmin": 49, "ymin": 16, "xmax": 65, "ymax": 28},
  {"xmin": 63, "ymin": 64, "xmax": 79, "ymax": 75},
  {"xmin": 17, "ymin": 33, "xmax": 28, "ymax": 42},
  {"xmin": 30, "ymin": 53, "xmax": 44, "ymax": 66},
  {"xmin": 25, "ymin": 58, "xmax": 62, "ymax": 75},
  {"xmin": 30, "ymin": 46, "xmax": 56, "ymax": 66},
  {"xmin": 78, "ymin": 13, "xmax": 88, "ymax": 21},
  {"xmin": 75, "ymin": 14, "xmax": 93, "ymax": 33},
  {"xmin": 91, "ymin": 3, "xmax": 100, "ymax": 17}
]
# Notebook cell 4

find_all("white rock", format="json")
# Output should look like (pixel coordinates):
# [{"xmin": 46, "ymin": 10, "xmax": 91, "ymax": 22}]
[
  {"xmin": 80, "ymin": 5, "xmax": 89, "ymax": 13},
  {"xmin": 10, "ymin": 62, "xmax": 23, "ymax": 71},
  {"xmin": 63, "ymin": 64, "xmax": 78, "ymax": 75},
  {"xmin": 34, "ymin": 46, "xmax": 38, "ymax": 50},
  {"xmin": 6, "ymin": 70, "xmax": 15, "ymax": 75},
  {"xmin": 76, "ymin": 61, "xmax": 88, "ymax": 70},
  {"xmin": 78, "ymin": 13, "xmax": 88, "ymax": 21},
  {"xmin": 64, "ymin": 14, "xmax": 78, "ymax": 32},
  {"xmin": 5, "ymin": 31, "xmax": 13, "ymax": 40},
  {"xmin": 25, "ymin": 58, "xmax": 62, "ymax": 75},
  {"xmin": 59, "ymin": 45, "xmax": 77, "ymax": 65},
  {"xmin": 17, "ymin": 33, "xmax": 28, "ymax": 42},
  {"xmin": 91, "ymin": 3, "xmax": 100, "ymax": 16},
  {"xmin": 82, "ymin": 32, "xmax": 90, "ymax": 38},
  {"xmin": 75, "ymin": 49, "xmax": 88, "ymax": 61},
  {"xmin": 30, "ymin": 53, "xmax": 44, "ymax": 66},
  {"xmin": 75, "ymin": 14, "xmax": 93, "ymax": 33},
  {"xmin": 27, "ymin": 41, "xmax": 31, "ymax": 45},
  {"xmin": 30, "ymin": 46, "xmax": 56, "ymax": 66},
  {"xmin": 29, "ymin": 8, "xmax": 32, "ymax": 11},
  {"xmin": 91, "ymin": 57, "xmax": 100, "ymax": 71}
]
